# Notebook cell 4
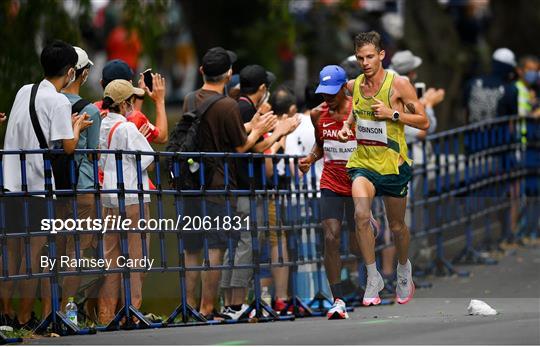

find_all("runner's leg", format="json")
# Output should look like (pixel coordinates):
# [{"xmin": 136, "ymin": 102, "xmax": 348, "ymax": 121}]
[
  {"xmin": 351, "ymin": 177, "xmax": 376, "ymax": 264},
  {"xmin": 383, "ymin": 196, "xmax": 409, "ymax": 265}
]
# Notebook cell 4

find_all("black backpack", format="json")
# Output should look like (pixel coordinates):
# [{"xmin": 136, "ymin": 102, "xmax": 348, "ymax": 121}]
[
  {"xmin": 166, "ymin": 91, "xmax": 224, "ymax": 189},
  {"xmin": 72, "ymin": 98, "xmax": 90, "ymax": 115}
]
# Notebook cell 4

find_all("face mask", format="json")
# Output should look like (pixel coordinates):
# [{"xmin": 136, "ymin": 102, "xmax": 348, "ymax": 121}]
[
  {"xmin": 81, "ymin": 70, "xmax": 89, "ymax": 86},
  {"xmin": 524, "ymin": 70, "xmax": 538, "ymax": 85},
  {"xmin": 259, "ymin": 90, "xmax": 270, "ymax": 107},
  {"xmin": 124, "ymin": 100, "xmax": 134, "ymax": 115},
  {"xmin": 63, "ymin": 68, "xmax": 76, "ymax": 89}
]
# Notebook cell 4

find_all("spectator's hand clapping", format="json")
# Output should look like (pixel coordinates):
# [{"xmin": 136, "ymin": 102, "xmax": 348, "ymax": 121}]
[
  {"xmin": 257, "ymin": 102, "xmax": 272, "ymax": 115},
  {"xmin": 252, "ymin": 111, "xmax": 277, "ymax": 135},
  {"xmin": 279, "ymin": 114, "xmax": 300, "ymax": 136},
  {"xmin": 422, "ymin": 88, "xmax": 445, "ymax": 108},
  {"xmin": 0, "ymin": 112, "xmax": 6, "ymax": 123},
  {"xmin": 72, "ymin": 112, "xmax": 93, "ymax": 132}
]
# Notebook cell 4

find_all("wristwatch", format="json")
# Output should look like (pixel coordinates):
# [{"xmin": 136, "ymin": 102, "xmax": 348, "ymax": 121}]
[{"xmin": 391, "ymin": 110, "xmax": 400, "ymax": 122}]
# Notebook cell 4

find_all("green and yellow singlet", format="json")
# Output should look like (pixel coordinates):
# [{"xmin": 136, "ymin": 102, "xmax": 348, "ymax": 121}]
[{"xmin": 346, "ymin": 71, "xmax": 412, "ymax": 175}]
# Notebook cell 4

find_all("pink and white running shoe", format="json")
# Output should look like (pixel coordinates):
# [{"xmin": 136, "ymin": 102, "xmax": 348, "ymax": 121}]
[
  {"xmin": 396, "ymin": 260, "xmax": 415, "ymax": 304},
  {"xmin": 362, "ymin": 271, "xmax": 384, "ymax": 306}
]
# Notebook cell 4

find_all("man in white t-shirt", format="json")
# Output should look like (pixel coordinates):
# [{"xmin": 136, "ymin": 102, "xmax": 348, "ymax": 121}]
[{"xmin": 1, "ymin": 40, "xmax": 92, "ymax": 329}]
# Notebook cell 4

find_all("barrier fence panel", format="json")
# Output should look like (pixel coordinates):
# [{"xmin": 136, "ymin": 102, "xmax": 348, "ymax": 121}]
[{"xmin": 0, "ymin": 116, "xmax": 538, "ymax": 341}]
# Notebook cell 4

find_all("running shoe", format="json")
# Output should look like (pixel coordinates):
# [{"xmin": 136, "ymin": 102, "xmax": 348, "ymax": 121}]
[
  {"xmin": 396, "ymin": 261, "xmax": 415, "ymax": 304},
  {"xmin": 327, "ymin": 298, "xmax": 349, "ymax": 320},
  {"xmin": 362, "ymin": 271, "xmax": 384, "ymax": 306}
]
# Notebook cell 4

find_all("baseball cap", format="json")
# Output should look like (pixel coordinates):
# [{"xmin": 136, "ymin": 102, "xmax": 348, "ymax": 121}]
[
  {"xmin": 104, "ymin": 79, "xmax": 144, "ymax": 106},
  {"xmin": 202, "ymin": 47, "xmax": 237, "ymax": 77},
  {"xmin": 73, "ymin": 46, "xmax": 93, "ymax": 70},
  {"xmin": 390, "ymin": 50, "xmax": 422, "ymax": 75},
  {"xmin": 239, "ymin": 65, "xmax": 276, "ymax": 93},
  {"xmin": 492, "ymin": 48, "xmax": 516, "ymax": 67},
  {"xmin": 315, "ymin": 65, "xmax": 347, "ymax": 95},
  {"xmin": 102, "ymin": 59, "xmax": 134, "ymax": 85}
]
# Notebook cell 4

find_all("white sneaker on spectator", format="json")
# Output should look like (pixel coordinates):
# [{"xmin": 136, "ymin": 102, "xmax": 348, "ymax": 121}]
[
  {"xmin": 222, "ymin": 304, "xmax": 254, "ymax": 320},
  {"xmin": 362, "ymin": 271, "xmax": 384, "ymax": 306},
  {"xmin": 396, "ymin": 260, "xmax": 415, "ymax": 304},
  {"xmin": 327, "ymin": 298, "xmax": 348, "ymax": 319}
]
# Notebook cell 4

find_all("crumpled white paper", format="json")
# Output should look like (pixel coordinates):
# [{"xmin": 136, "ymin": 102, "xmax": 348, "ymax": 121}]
[{"xmin": 467, "ymin": 299, "xmax": 498, "ymax": 315}]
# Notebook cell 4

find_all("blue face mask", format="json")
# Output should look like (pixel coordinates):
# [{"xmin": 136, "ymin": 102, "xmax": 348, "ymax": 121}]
[{"xmin": 524, "ymin": 70, "xmax": 539, "ymax": 85}]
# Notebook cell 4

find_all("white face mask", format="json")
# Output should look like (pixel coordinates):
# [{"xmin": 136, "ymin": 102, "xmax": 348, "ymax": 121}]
[
  {"xmin": 63, "ymin": 68, "xmax": 76, "ymax": 89},
  {"xmin": 123, "ymin": 100, "xmax": 134, "ymax": 115},
  {"xmin": 81, "ymin": 70, "xmax": 89, "ymax": 86},
  {"xmin": 259, "ymin": 90, "xmax": 270, "ymax": 106}
]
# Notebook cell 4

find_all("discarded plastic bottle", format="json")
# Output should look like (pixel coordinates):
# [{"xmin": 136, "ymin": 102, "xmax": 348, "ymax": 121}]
[
  {"xmin": 261, "ymin": 286, "xmax": 271, "ymax": 317},
  {"xmin": 187, "ymin": 158, "xmax": 200, "ymax": 173},
  {"xmin": 65, "ymin": 297, "xmax": 78, "ymax": 325},
  {"xmin": 261, "ymin": 286, "xmax": 272, "ymax": 306}
]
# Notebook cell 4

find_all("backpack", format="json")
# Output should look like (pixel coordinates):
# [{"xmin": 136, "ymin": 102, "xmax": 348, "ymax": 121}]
[
  {"xmin": 166, "ymin": 91, "xmax": 224, "ymax": 189},
  {"xmin": 72, "ymin": 98, "xmax": 91, "ymax": 115}
]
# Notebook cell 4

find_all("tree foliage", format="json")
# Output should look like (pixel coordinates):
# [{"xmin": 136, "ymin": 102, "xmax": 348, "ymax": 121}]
[{"xmin": 0, "ymin": 0, "xmax": 168, "ymax": 140}]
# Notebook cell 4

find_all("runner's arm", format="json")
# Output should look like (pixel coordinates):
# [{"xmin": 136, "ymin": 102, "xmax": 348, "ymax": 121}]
[
  {"xmin": 372, "ymin": 77, "xmax": 429, "ymax": 130},
  {"xmin": 337, "ymin": 107, "xmax": 355, "ymax": 142},
  {"xmin": 310, "ymin": 107, "xmax": 324, "ymax": 147},
  {"xmin": 394, "ymin": 77, "xmax": 429, "ymax": 130}
]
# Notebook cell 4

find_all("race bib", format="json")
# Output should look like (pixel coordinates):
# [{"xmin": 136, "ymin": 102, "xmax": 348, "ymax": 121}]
[
  {"xmin": 356, "ymin": 119, "xmax": 388, "ymax": 146},
  {"xmin": 323, "ymin": 140, "xmax": 357, "ymax": 162}
]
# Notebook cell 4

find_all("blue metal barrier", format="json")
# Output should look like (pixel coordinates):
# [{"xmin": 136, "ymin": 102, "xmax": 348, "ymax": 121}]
[{"xmin": 0, "ymin": 115, "xmax": 538, "ymax": 341}]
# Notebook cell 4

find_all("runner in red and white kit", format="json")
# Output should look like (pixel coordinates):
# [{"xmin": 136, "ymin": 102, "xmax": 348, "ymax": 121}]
[{"xmin": 300, "ymin": 65, "xmax": 378, "ymax": 319}]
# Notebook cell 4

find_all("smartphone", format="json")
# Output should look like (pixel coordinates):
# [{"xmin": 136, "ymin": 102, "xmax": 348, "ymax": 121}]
[
  {"xmin": 414, "ymin": 82, "xmax": 426, "ymax": 98},
  {"xmin": 143, "ymin": 68, "xmax": 153, "ymax": 92}
]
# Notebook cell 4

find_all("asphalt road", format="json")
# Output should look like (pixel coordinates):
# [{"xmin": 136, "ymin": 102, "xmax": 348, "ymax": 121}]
[{"xmin": 28, "ymin": 246, "xmax": 540, "ymax": 345}]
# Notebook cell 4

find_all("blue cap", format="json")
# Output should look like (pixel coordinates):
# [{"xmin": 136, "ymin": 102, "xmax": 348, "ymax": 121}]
[
  {"xmin": 102, "ymin": 59, "xmax": 134, "ymax": 87},
  {"xmin": 315, "ymin": 65, "xmax": 347, "ymax": 95}
]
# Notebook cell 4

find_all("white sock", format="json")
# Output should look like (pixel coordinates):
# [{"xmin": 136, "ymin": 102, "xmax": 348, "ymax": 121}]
[
  {"xmin": 397, "ymin": 259, "xmax": 411, "ymax": 275},
  {"xmin": 366, "ymin": 262, "xmax": 379, "ymax": 279}
]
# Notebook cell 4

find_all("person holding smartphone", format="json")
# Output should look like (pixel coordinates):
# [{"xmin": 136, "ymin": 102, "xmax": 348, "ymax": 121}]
[{"xmin": 95, "ymin": 59, "xmax": 168, "ymax": 144}]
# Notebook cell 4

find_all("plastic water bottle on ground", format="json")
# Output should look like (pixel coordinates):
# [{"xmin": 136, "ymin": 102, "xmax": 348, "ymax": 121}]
[
  {"xmin": 261, "ymin": 286, "xmax": 272, "ymax": 317},
  {"xmin": 65, "ymin": 297, "xmax": 78, "ymax": 325},
  {"xmin": 261, "ymin": 286, "xmax": 272, "ymax": 306}
]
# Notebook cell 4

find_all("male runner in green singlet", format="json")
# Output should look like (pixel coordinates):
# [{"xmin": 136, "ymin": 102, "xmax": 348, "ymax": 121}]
[{"xmin": 338, "ymin": 31, "xmax": 429, "ymax": 306}]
